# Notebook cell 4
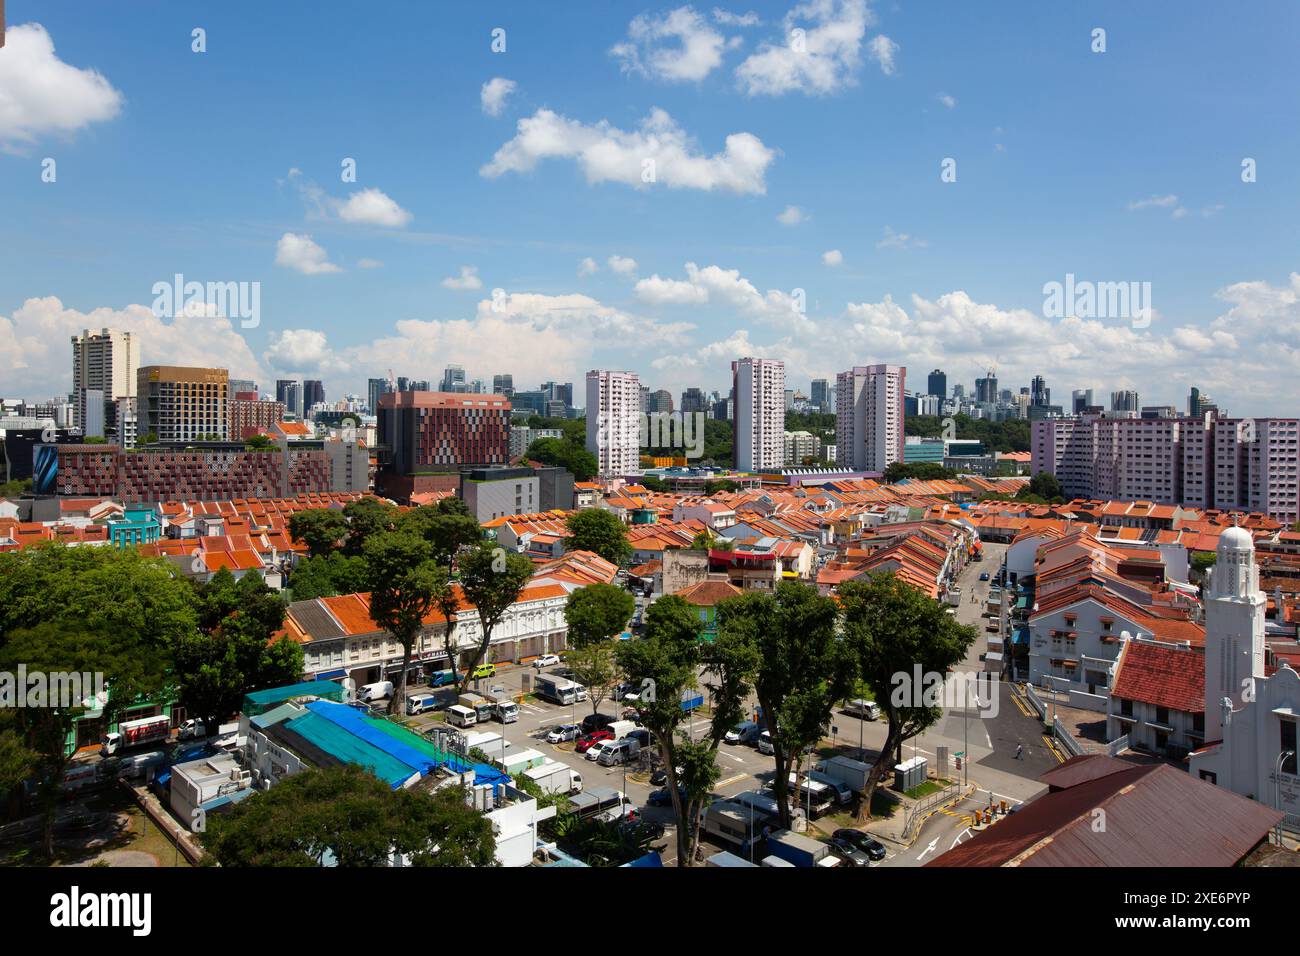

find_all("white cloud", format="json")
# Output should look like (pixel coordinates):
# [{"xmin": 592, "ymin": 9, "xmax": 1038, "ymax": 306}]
[
  {"xmin": 1127, "ymin": 194, "xmax": 1179, "ymax": 211},
  {"xmin": 777, "ymin": 204, "xmax": 809, "ymax": 225},
  {"xmin": 480, "ymin": 77, "xmax": 517, "ymax": 117},
  {"xmin": 937, "ymin": 92, "xmax": 956, "ymax": 109},
  {"xmin": 634, "ymin": 261, "xmax": 810, "ymax": 332},
  {"xmin": 634, "ymin": 274, "xmax": 710, "ymax": 305},
  {"xmin": 441, "ymin": 266, "xmax": 483, "ymax": 290},
  {"xmin": 335, "ymin": 187, "xmax": 413, "ymax": 227},
  {"xmin": 822, "ymin": 249, "xmax": 843, "ymax": 266},
  {"xmin": 611, "ymin": 6, "xmax": 734, "ymax": 82},
  {"xmin": 0, "ymin": 23, "xmax": 123, "ymax": 149},
  {"xmin": 264, "ymin": 328, "xmax": 349, "ymax": 377},
  {"xmin": 275, "ymin": 233, "xmax": 342, "ymax": 274},
  {"xmin": 867, "ymin": 34, "xmax": 898, "ymax": 75},
  {"xmin": 735, "ymin": 0, "xmax": 873, "ymax": 96},
  {"xmin": 357, "ymin": 258, "xmax": 384, "ymax": 269},
  {"xmin": 607, "ymin": 255, "xmax": 639, "ymax": 276},
  {"xmin": 876, "ymin": 225, "xmax": 926, "ymax": 250},
  {"xmin": 481, "ymin": 107, "xmax": 775, "ymax": 194},
  {"xmin": 0, "ymin": 296, "xmax": 266, "ymax": 396},
  {"xmin": 713, "ymin": 8, "xmax": 761, "ymax": 26},
  {"xmin": 578, "ymin": 257, "xmax": 600, "ymax": 276}
]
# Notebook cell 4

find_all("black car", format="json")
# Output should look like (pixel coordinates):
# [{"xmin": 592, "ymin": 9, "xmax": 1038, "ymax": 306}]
[
  {"xmin": 828, "ymin": 836, "xmax": 872, "ymax": 867},
  {"xmin": 581, "ymin": 713, "xmax": 614, "ymax": 734},
  {"xmin": 650, "ymin": 768, "xmax": 669, "ymax": 786},
  {"xmin": 647, "ymin": 786, "xmax": 687, "ymax": 807},
  {"xmin": 620, "ymin": 819, "xmax": 666, "ymax": 843},
  {"xmin": 832, "ymin": 828, "xmax": 887, "ymax": 861}
]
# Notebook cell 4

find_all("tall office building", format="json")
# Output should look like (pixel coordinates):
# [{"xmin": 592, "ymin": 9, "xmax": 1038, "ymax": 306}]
[
  {"xmin": 586, "ymin": 370, "xmax": 642, "ymax": 477},
  {"xmin": 441, "ymin": 365, "xmax": 467, "ymax": 393},
  {"xmin": 1030, "ymin": 375, "xmax": 1050, "ymax": 408},
  {"xmin": 926, "ymin": 369, "xmax": 947, "ymax": 402},
  {"xmin": 1072, "ymin": 388, "xmax": 1094, "ymax": 414},
  {"xmin": 229, "ymin": 378, "xmax": 257, "ymax": 397},
  {"xmin": 1111, "ymin": 390, "xmax": 1140, "ymax": 413},
  {"xmin": 649, "ymin": 389, "xmax": 673, "ymax": 414},
  {"xmin": 493, "ymin": 374, "xmax": 514, "ymax": 397},
  {"xmin": 276, "ymin": 379, "xmax": 303, "ymax": 419},
  {"xmin": 303, "ymin": 380, "xmax": 325, "ymax": 413},
  {"xmin": 138, "ymin": 366, "xmax": 229, "ymax": 442},
  {"xmin": 810, "ymin": 378, "xmax": 830, "ymax": 413},
  {"xmin": 680, "ymin": 387, "xmax": 707, "ymax": 415},
  {"xmin": 1189, "ymin": 386, "xmax": 1220, "ymax": 418},
  {"xmin": 71, "ymin": 328, "xmax": 139, "ymax": 438},
  {"xmin": 732, "ymin": 357, "xmax": 786, "ymax": 472},
  {"xmin": 836, "ymin": 364, "xmax": 906, "ymax": 473},
  {"xmin": 975, "ymin": 371, "xmax": 998, "ymax": 405},
  {"xmin": 367, "ymin": 377, "xmax": 390, "ymax": 415}
]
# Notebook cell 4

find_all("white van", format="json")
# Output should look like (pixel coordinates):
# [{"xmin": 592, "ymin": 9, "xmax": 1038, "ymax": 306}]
[
  {"xmin": 359, "ymin": 680, "xmax": 393, "ymax": 702},
  {"xmin": 725, "ymin": 721, "xmax": 762, "ymax": 745},
  {"xmin": 117, "ymin": 750, "xmax": 167, "ymax": 780},
  {"xmin": 597, "ymin": 739, "xmax": 641, "ymax": 767},
  {"xmin": 447, "ymin": 704, "xmax": 478, "ymax": 728}
]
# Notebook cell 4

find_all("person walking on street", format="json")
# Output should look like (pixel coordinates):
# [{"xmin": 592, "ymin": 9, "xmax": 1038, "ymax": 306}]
[{"xmin": 1015, "ymin": 742, "xmax": 1023, "ymax": 759}]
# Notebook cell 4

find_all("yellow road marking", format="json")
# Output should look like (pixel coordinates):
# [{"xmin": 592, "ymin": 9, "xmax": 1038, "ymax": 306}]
[{"xmin": 1041, "ymin": 734, "xmax": 1067, "ymax": 763}]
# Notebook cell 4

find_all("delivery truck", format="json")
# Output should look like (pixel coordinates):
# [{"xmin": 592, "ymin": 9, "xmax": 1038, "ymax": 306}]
[
  {"xmin": 765, "ymin": 829, "xmax": 838, "ymax": 867},
  {"xmin": 606, "ymin": 719, "xmax": 639, "ymax": 740},
  {"xmin": 485, "ymin": 693, "xmax": 520, "ymax": 723},
  {"xmin": 495, "ymin": 748, "xmax": 547, "ymax": 776},
  {"xmin": 406, "ymin": 692, "xmax": 442, "ymax": 716},
  {"xmin": 101, "ymin": 714, "xmax": 170, "ymax": 756},
  {"xmin": 523, "ymin": 759, "xmax": 584, "ymax": 795},
  {"xmin": 534, "ymin": 675, "xmax": 586, "ymax": 705},
  {"xmin": 814, "ymin": 754, "xmax": 874, "ymax": 793},
  {"xmin": 462, "ymin": 730, "xmax": 511, "ymax": 757},
  {"xmin": 458, "ymin": 692, "xmax": 493, "ymax": 723}
]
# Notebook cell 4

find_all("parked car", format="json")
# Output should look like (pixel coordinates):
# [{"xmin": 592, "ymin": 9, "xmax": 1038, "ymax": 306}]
[
  {"xmin": 546, "ymin": 723, "xmax": 580, "ymax": 743},
  {"xmin": 647, "ymin": 785, "xmax": 687, "ymax": 807},
  {"xmin": 620, "ymin": 818, "xmax": 666, "ymax": 842},
  {"xmin": 581, "ymin": 713, "xmax": 615, "ymax": 734},
  {"xmin": 620, "ymin": 707, "xmax": 642, "ymax": 722},
  {"xmin": 833, "ymin": 828, "xmax": 887, "ymax": 861},
  {"xmin": 979, "ymin": 572, "xmax": 990, "ymax": 582},
  {"xmin": 725, "ymin": 721, "xmax": 763, "ymax": 745},
  {"xmin": 828, "ymin": 836, "xmax": 872, "ymax": 867},
  {"xmin": 533, "ymin": 654, "xmax": 561, "ymax": 669},
  {"xmin": 624, "ymin": 728, "xmax": 652, "ymax": 748},
  {"xmin": 575, "ymin": 729, "xmax": 614, "ymax": 753},
  {"xmin": 649, "ymin": 765, "xmax": 683, "ymax": 787},
  {"xmin": 470, "ymin": 663, "xmax": 497, "ymax": 680},
  {"xmin": 585, "ymin": 738, "xmax": 619, "ymax": 762}
]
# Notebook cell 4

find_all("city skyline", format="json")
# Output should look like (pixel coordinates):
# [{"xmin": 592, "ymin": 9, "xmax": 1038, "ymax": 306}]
[{"xmin": 2, "ymin": 3, "xmax": 1299, "ymax": 415}]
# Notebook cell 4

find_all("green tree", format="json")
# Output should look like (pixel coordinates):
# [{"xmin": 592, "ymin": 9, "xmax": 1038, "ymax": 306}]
[
  {"xmin": 565, "ymin": 509, "xmax": 631, "ymax": 566},
  {"xmin": 455, "ymin": 545, "xmax": 534, "ymax": 689},
  {"xmin": 342, "ymin": 497, "xmax": 401, "ymax": 555},
  {"xmin": 689, "ymin": 530, "xmax": 714, "ymax": 550},
  {"xmin": 715, "ymin": 582, "xmax": 853, "ymax": 829},
  {"xmin": 563, "ymin": 583, "xmax": 636, "ymax": 714},
  {"xmin": 0, "ymin": 623, "xmax": 167, "ymax": 858},
  {"xmin": 703, "ymin": 478, "xmax": 739, "ymax": 496},
  {"xmin": 839, "ymin": 572, "xmax": 976, "ymax": 817},
  {"xmin": 200, "ymin": 765, "xmax": 497, "ymax": 866},
  {"xmin": 174, "ymin": 570, "xmax": 301, "ymax": 734},
  {"xmin": 363, "ymin": 533, "xmax": 448, "ymax": 714},
  {"xmin": 402, "ymin": 497, "xmax": 481, "ymax": 573},
  {"xmin": 615, "ymin": 595, "xmax": 703, "ymax": 865},
  {"xmin": 525, "ymin": 437, "xmax": 598, "ymax": 482},
  {"xmin": 1025, "ymin": 471, "xmax": 1065, "ymax": 502},
  {"xmin": 883, "ymin": 462, "xmax": 958, "ymax": 483},
  {"xmin": 288, "ymin": 509, "xmax": 348, "ymax": 559},
  {"xmin": 244, "ymin": 434, "xmax": 276, "ymax": 451},
  {"xmin": 287, "ymin": 552, "xmax": 369, "ymax": 601}
]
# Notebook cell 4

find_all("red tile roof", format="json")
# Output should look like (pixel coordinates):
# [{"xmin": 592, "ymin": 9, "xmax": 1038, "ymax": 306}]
[{"xmin": 1110, "ymin": 640, "xmax": 1205, "ymax": 713}]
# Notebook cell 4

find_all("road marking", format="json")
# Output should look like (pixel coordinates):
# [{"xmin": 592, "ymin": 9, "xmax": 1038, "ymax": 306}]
[
  {"xmin": 1041, "ymin": 734, "xmax": 1067, "ymax": 764},
  {"xmin": 915, "ymin": 837, "xmax": 939, "ymax": 862},
  {"xmin": 720, "ymin": 751, "xmax": 746, "ymax": 764},
  {"xmin": 715, "ymin": 774, "xmax": 748, "ymax": 789},
  {"xmin": 950, "ymin": 828, "xmax": 972, "ymax": 849}
]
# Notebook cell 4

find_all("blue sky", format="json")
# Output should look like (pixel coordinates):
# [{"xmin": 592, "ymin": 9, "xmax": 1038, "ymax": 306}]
[{"xmin": 2, "ymin": 0, "xmax": 1299, "ymax": 415}]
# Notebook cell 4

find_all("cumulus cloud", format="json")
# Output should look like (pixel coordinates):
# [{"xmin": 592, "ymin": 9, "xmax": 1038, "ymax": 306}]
[
  {"xmin": 611, "ymin": 6, "xmax": 735, "ymax": 82},
  {"xmin": 777, "ymin": 204, "xmax": 809, "ymax": 225},
  {"xmin": 607, "ymin": 255, "xmax": 638, "ymax": 276},
  {"xmin": 578, "ymin": 257, "xmax": 600, "ymax": 276},
  {"xmin": 0, "ymin": 296, "xmax": 266, "ymax": 396},
  {"xmin": 275, "ymin": 233, "xmax": 342, "ymax": 274},
  {"xmin": 713, "ymin": 8, "xmax": 761, "ymax": 27},
  {"xmin": 735, "ymin": 0, "xmax": 873, "ymax": 96},
  {"xmin": 441, "ymin": 266, "xmax": 483, "ymax": 290},
  {"xmin": 634, "ymin": 261, "xmax": 810, "ymax": 332},
  {"xmin": 822, "ymin": 249, "xmax": 843, "ymax": 266},
  {"xmin": 481, "ymin": 107, "xmax": 775, "ymax": 194},
  {"xmin": 285, "ymin": 171, "xmax": 412, "ymax": 228},
  {"xmin": 0, "ymin": 23, "xmax": 123, "ymax": 150},
  {"xmin": 335, "ymin": 187, "xmax": 413, "ymax": 227},
  {"xmin": 264, "ymin": 328, "xmax": 350, "ymax": 377},
  {"xmin": 937, "ymin": 92, "xmax": 956, "ymax": 109},
  {"xmin": 480, "ymin": 77, "xmax": 517, "ymax": 116}
]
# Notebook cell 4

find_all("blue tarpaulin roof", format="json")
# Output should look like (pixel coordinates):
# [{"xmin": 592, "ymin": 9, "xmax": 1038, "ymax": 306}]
[{"xmin": 306, "ymin": 701, "xmax": 438, "ymax": 783}]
